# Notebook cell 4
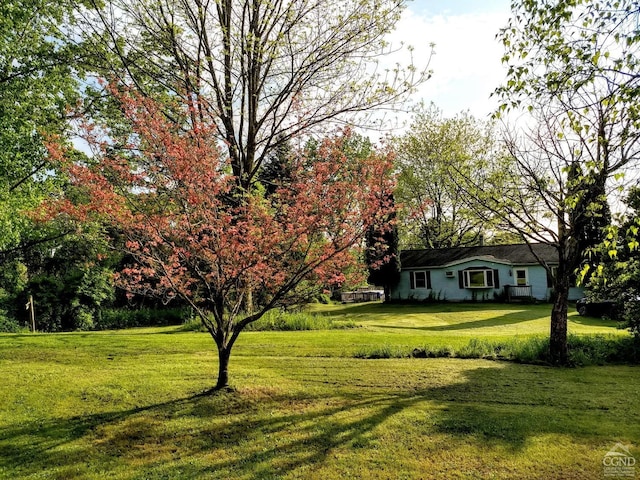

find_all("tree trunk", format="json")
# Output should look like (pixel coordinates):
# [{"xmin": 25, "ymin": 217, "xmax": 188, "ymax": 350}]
[
  {"xmin": 215, "ymin": 345, "xmax": 231, "ymax": 390},
  {"xmin": 550, "ymin": 281, "xmax": 569, "ymax": 365}
]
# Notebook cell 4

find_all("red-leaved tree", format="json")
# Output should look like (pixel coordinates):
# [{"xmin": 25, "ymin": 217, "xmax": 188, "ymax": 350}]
[{"xmin": 46, "ymin": 89, "xmax": 395, "ymax": 389}]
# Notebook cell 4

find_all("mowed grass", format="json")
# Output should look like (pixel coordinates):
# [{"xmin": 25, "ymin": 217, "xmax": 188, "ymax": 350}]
[
  {"xmin": 240, "ymin": 302, "xmax": 628, "ymax": 357},
  {"xmin": 1, "ymin": 302, "xmax": 638, "ymax": 479}
]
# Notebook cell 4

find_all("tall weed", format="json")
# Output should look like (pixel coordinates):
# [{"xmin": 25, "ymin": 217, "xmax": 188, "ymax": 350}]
[
  {"xmin": 354, "ymin": 334, "xmax": 638, "ymax": 365},
  {"xmin": 245, "ymin": 310, "xmax": 357, "ymax": 331},
  {"xmin": 181, "ymin": 309, "xmax": 358, "ymax": 332}
]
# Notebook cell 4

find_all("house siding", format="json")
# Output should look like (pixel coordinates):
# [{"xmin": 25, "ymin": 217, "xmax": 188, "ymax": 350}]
[
  {"xmin": 394, "ymin": 260, "xmax": 510, "ymax": 302},
  {"xmin": 527, "ymin": 266, "xmax": 549, "ymax": 300},
  {"xmin": 391, "ymin": 260, "xmax": 584, "ymax": 302}
]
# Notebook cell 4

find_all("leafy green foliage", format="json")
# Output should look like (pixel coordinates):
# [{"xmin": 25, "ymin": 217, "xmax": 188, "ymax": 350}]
[
  {"xmin": 0, "ymin": 0, "xmax": 84, "ymax": 257},
  {"xmin": 0, "ymin": 260, "xmax": 28, "ymax": 329},
  {"xmin": 585, "ymin": 187, "xmax": 640, "ymax": 338},
  {"xmin": 28, "ymin": 264, "xmax": 114, "ymax": 332},
  {"xmin": 0, "ymin": 1, "xmax": 105, "ymax": 333},
  {"xmin": 496, "ymin": 0, "xmax": 640, "ymax": 114},
  {"xmin": 24, "ymin": 237, "xmax": 115, "ymax": 332},
  {"xmin": 0, "ymin": 223, "xmax": 119, "ymax": 332},
  {"xmin": 257, "ymin": 136, "xmax": 294, "ymax": 197},
  {"xmin": 487, "ymin": 0, "xmax": 640, "ymax": 365},
  {"xmin": 392, "ymin": 103, "xmax": 507, "ymax": 248},
  {"xmin": 98, "ymin": 307, "xmax": 190, "ymax": 330}
]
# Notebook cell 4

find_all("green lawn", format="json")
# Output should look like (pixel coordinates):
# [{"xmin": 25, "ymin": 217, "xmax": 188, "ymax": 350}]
[
  {"xmin": 1, "ymin": 303, "xmax": 638, "ymax": 479},
  {"xmin": 242, "ymin": 302, "xmax": 627, "ymax": 357}
]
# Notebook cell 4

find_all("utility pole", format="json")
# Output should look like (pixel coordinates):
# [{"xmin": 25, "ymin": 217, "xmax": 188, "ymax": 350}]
[{"xmin": 25, "ymin": 295, "xmax": 35, "ymax": 332}]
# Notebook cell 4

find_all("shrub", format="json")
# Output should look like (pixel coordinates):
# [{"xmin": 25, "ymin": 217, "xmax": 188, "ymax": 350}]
[
  {"xmin": 509, "ymin": 337, "xmax": 550, "ymax": 364},
  {"xmin": 457, "ymin": 338, "xmax": 498, "ymax": 359},
  {"xmin": 245, "ymin": 309, "xmax": 357, "ymax": 331},
  {"xmin": 73, "ymin": 307, "xmax": 95, "ymax": 331},
  {"xmin": 411, "ymin": 345, "xmax": 454, "ymax": 358},
  {"xmin": 315, "ymin": 293, "xmax": 332, "ymax": 304},
  {"xmin": 354, "ymin": 345, "xmax": 409, "ymax": 359},
  {"xmin": 179, "ymin": 318, "xmax": 207, "ymax": 332},
  {"xmin": 0, "ymin": 312, "xmax": 22, "ymax": 333},
  {"xmin": 433, "ymin": 345, "xmax": 455, "ymax": 357},
  {"xmin": 96, "ymin": 307, "xmax": 190, "ymax": 330},
  {"xmin": 179, "ymin": 309, "xmax": 357, "ymax": 333},
  {"xmin": 566, "ymin": 334, "xmax": 639, "ymax": 365},
  {"xmin": 353, "ymin": 335, "xmax": 639, "ymax": 366}
]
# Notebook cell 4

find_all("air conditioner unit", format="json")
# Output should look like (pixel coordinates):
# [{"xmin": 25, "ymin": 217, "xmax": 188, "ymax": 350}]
[{"xmin": 445, "ymin": 271, "xmax": 455, "ymax": 278}]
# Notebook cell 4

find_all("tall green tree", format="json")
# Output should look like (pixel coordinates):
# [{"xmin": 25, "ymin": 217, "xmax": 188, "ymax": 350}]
[
  {"xmin": 393, "ymin": 103, "xmax": 505, "ymax": 249},
  {"xmin": 22, "ymin": 229, "xmax": 116, "ymax": 332},
  {"xmin": 487, "ymin": 0, "xmax": 640, "ymax": 364},
  {"xmin": 585, "ymin": 187, "xmax": 640, "ymax": 341},
  {"xmin": 258, "ymin": 136, "xmax": 293, "ymax": 198},
  {"xmin": 78, "ymin": 0, "xmax": 431, "ymax": 191},
  {"xmin": 0, "ymin": 0, "xmax": 84, "ymax": 261}
]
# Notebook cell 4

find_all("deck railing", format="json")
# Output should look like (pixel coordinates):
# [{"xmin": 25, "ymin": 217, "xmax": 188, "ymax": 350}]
[
  {"xmin": 505, "ymin": 285, "xmax": 533, "ymax": 302},
  {"xmin": 340, "ymin": 290, "xmax": 384, "ymax": 303}
]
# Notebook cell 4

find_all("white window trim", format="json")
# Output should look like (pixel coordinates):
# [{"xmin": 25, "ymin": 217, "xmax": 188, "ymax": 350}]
[
  {"xmin": 463, "ymin": 269, "xmax": 494, "ymax": 288},
  {"xmin": 514, "ymin": 267, "xmax": 529, "ymax": 286},
  {"xmin": 410, "ymin": 270, "xmax": 430, "ymax": 290}
]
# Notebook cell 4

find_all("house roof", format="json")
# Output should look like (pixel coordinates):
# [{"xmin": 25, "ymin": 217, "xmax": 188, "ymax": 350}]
[{"xmin": 400, "ymin": 243, "xmax": 559, "ymax": 269}]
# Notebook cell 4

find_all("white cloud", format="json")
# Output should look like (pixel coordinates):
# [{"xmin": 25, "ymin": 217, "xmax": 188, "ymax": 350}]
[{"xmin": 387, "ymin": 5, "xmax": 511, "ymax": 119}]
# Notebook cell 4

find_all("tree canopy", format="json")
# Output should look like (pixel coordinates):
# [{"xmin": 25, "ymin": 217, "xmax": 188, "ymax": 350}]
[
  {"xmin": 393, "ymin": 103, "xmax": 506, "ymax": 249},
  {"xmin": 46, "ymin": 89, "xmax": 395, "ymax": 388},
  {"xmin": 486, "ymin": 0, "xmax": 640, "ymax": 364},
  {"xmin": 584, "ymin": 187, "xmax": 640, "ymax": 339},
  {"xmin": 79, "ymin": 0, "xmax": 430, "ymax": 189},
  {"xmin": 0, "ymin": 0, "xmax": 83, "ymax": 258}
]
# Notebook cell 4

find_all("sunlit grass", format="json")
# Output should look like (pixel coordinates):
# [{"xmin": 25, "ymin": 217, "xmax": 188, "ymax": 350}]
[
  {"xmin": 1, "ymin": 302, "xmax": 637, "ymax": 479},
  {"xmin": 309, "ymin": 301, "xmax": 623, "ymax": 335}
]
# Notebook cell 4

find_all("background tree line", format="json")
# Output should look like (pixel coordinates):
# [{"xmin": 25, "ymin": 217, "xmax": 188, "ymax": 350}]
[{"xmin": 0, "ymin": 0, "xmax": 638, "ymax": 382}]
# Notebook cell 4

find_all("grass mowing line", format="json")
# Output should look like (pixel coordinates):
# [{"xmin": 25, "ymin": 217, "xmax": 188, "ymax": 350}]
[
  {"xmin": 1, "ymin": 352, "xmax": 638, "ymax": 479},
  {"xmin": 311, "ymin": 301, "xmax": 626, "ymax": 334},
  {"xmin": 0, "ymin": 303, "xmax": 637, "ymax": 479}
]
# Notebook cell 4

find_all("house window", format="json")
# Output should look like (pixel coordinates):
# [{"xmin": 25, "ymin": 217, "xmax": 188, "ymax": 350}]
[
  {"xmin": 410, "ymin": 271, "xmax": 431, "ymax": 289},
  {"xmin": 514, "ymin": 268, "xmax": 528, "ymax": 286},
  {"xmin": 462, "ymin": 269, "xmax": 495, "ymax": 288}
]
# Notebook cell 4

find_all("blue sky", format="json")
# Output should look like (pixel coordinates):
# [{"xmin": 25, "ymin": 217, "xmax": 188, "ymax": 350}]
[
  {"xmin": 410, "ymin": 0, "xmax": 511, "ymax": 16},
  {"xmin": 386, "ymin": 0, "xmax": 513, "ymax": 121}
]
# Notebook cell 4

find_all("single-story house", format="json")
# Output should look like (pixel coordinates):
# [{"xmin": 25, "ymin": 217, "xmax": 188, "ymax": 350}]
[{"xmin": 389, "ymin": 243, "xmax": 584, "ymax": 302}]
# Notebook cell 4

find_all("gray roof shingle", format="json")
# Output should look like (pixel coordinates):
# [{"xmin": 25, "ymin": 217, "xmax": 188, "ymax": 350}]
[{"xmin": 400, "ymin": 243, "xmax": 559, "ymax": 269}]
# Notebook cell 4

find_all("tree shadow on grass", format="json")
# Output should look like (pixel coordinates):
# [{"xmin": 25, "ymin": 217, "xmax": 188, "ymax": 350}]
[
  {"xmin": 316, "ymin": 302, "xmax": 466, "ymax": 317},
  {"xmin": 320, "ymin": 302, "xmax": 553, "ymax": 333},
  {"xmin": 1, "ymin": 363, "xmax": 636, "ymax": 479},
  {"xmin": 378, "ymin": 309, "xmax": 545, "ymax": 332},
  {"xmin": 568, "ymin": 314, "xmax": 620, "ymax": 328},
  {"xmin": 0, "ymin": 389, "xmax": 417, "ymax": 478},
  {"xmin": 319, "ymin": 302, "xmax": 549, "ymax": 317}
]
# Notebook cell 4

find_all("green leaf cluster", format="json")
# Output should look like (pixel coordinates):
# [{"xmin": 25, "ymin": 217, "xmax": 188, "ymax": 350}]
[
  {"xmin": 0, "ymin": 0, "xmax": 84, "ymax": 254},
  {"xmin": 393, "ymin": 103, "xmax": 508, "ymax": 249}
]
